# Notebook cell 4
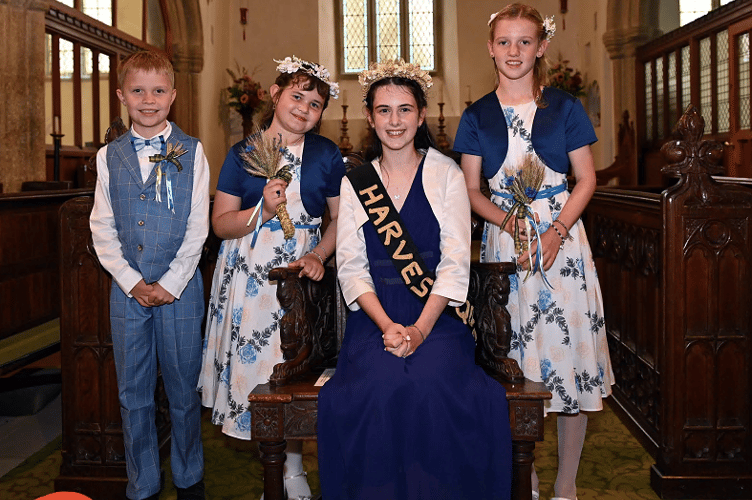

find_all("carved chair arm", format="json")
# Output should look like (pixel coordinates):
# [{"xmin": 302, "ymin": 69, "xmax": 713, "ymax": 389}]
[
  {"xmin": 268, "ymin": 266, "xmax": 338, "ymax": 386},
  {"xmin": 468, "ymin": 262, "xmax": 525, "ymax": 383}
]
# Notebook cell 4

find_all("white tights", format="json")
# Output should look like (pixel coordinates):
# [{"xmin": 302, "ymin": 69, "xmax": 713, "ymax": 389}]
[
  {"xmin": 259, "ymin": 441, "xmax": 311, "ymax": 500},
  {"xmin": 530, "ymin": 412, "xmax": 588, "ymax": 500},
  {"xmin": 554, "ymin": 412, "xmax": 588, "ymax": 499}
]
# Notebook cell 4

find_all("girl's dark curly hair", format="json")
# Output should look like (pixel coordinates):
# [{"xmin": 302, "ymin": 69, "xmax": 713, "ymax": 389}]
[
  {"xmin": 362, "ymin": 77, "xmax": 435, "ymax": 161},
  {"xmin": 258, "ymin": 71, "xmax": 332, "ymax": 133}
]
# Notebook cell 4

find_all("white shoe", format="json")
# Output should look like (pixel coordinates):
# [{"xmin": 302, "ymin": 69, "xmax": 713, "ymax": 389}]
[
  {"xmin": 284, "ymin": 471, "xmax": 312, "ymax": 500},
  {"xmin": 258, "ymin": 474, "xmax": 313, "ymax": 500}
]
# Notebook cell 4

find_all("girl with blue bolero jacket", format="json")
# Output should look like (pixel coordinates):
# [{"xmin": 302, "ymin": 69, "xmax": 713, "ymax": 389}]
[
  {"xmin": 198, "ymin": 56, "xmax": 344, "ymax": 500},
  {"xmin": 453, "ymin": 5, "xmax": 614, "ymax": 500}
]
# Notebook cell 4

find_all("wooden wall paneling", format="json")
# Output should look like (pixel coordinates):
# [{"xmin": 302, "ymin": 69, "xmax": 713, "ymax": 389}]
[
  {"xmin": 55, "ymin": 196, "xmax": 171, "ymax": 499},
  {"xmin": 587, "ymin": 106, "xmax": 752, "ymax": 497},
  {"xmin": 585, "ymin": 189, "xmax": 663, "ymax": 454},
  {"xmin": 652, "ymin": 106, "xmax": 752, "ymax": 498},
  {"xmin": 0, "ymin": 190, "xmax": 92, "ymax": 344}
]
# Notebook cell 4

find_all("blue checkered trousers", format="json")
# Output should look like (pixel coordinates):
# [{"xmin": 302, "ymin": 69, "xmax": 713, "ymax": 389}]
[{"xmin": 106, "ymin": 124, "xmax": 204, "ymax": 500}]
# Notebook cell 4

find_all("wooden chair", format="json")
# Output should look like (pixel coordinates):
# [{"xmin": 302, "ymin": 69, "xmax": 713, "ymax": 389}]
[{"xmin": 248, "ymin": 260, "xmax": 552, "ymax": 500}]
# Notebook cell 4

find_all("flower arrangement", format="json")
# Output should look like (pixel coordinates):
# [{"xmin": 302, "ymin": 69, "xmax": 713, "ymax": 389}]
[
  {"xmin": 226, "ymin": 63, "xmax": 267, "ymax": 122},
  {"xmin": 240, "ymin": 127, "xmax": 294, "ymax": 239},
  {"xmin": 547, "ymin": 60, "xmax": 586, "ymax": 98},
  {"xmin": 500, "ymin": 154, "xmax": 553, "ymax": 288}
]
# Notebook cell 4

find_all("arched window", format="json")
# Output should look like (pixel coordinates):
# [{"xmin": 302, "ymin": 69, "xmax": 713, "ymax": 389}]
[
  {"xmin": 339, "ymin": 0, "xmax": 438, "ymax": 75},
  {"xmin": 680, "ymin": 0, "xmax": 735, "ymax": 26}
]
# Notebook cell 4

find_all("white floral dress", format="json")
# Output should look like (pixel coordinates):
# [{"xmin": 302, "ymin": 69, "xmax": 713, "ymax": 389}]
[
  {"xmin": 198, "ymin": 142, "xmax": 321, "ymax": 439},
  {"xmin": 482, "ymin": 101, "xmax": 615, "ymax": 414}
]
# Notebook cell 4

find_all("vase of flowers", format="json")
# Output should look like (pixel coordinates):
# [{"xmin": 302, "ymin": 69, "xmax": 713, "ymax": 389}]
[
  {"xmin": 547, "ymin": 60, "xmax": 586, "ymax": 98},
  {"xmin": 226, "ymin": 63, "xmax": 267, "ymax": 137}
]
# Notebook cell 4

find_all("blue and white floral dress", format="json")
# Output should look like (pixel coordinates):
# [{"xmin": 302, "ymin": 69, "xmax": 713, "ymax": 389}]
[
  {"xmin": 482, "ymin": 100, "xmax": 614, "ymax": 414},
  {"xmin": 198, "ymin": 142, "xmax": 321, "ymax": 439}
]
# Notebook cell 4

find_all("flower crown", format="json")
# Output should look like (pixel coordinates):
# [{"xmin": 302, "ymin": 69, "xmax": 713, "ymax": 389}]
[
  {"xmin": 274, "ymin": 56, "xmax": 340, "ymax": 99},
  {"xmin": 487, "ymin": 12, "xmax": 556, "ymax": 42},
  {"xmin": 358, "ymin": 59, "xmax": 433, "ymax": 100}
]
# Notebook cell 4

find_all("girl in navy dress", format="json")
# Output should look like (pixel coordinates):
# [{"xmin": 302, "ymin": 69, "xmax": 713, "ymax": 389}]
[
  {"xmin": 317, "ymin": 60, "xmax": 512, "ymax": 500},
  {"xmin": 453, "ymin": 5, "xmax": 615, "ymax": 500},
  {"xmin": 198, "ymin": 56, "xmax": 344, "ymax": 499}
]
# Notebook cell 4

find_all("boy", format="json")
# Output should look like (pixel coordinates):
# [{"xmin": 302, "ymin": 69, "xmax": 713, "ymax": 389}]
[{"xmin": 90, "ymin": 50, "xmax": 209, "ymax": 500}]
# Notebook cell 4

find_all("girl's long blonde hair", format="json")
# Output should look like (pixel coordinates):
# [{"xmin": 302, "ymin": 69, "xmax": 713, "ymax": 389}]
[{"xmin": 488, "ymin": 3, "xmax": 550, "ymax": 107}]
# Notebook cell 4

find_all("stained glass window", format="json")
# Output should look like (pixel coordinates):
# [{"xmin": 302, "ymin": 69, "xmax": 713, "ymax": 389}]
[
  {"xmin": 341, "ymin": 0, "xmax": 436, "ymax": 74},
  {"xmin": 645, "ymin": 61, "xmax": 654, "ymax": 142},
  {"xmin": 699, "ymin": 36, "xmax": 713, "ymax": 129},
  {"xmin": 82, "ymin": 0, "xmax": 113, "ymax": 26},
  {"xmin": 716, "ymin": 30, "xmax": 729, "ymax": 133},
  {"xmin": 739, "ymin": 33, "xmax": 750, "ymax": 130}
]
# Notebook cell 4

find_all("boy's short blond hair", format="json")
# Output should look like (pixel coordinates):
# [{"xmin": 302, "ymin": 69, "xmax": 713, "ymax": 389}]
[{"xmin": 117, "ymin": 50, "xmax": 174, "ymax": 89}]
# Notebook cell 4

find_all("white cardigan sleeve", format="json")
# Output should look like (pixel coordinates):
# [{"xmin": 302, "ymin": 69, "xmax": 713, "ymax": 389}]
[
  {"xmin": 336, "ymin": 175, "xmax": 374, "ymax": 310},
  {"xmin": 423, "ymin": 148, "xmax": 471, "ymax": 307}
]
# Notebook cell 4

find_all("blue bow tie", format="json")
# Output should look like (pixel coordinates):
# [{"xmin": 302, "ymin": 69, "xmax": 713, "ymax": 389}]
[{"xmin": 131, "ymin": 135, "xmax": 165, "ymax": 152}]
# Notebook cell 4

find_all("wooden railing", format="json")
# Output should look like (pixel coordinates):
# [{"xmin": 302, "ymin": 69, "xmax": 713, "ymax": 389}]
[{"xmin": 583, "ymin": 106, "xmax": 752, "ymax": 498}]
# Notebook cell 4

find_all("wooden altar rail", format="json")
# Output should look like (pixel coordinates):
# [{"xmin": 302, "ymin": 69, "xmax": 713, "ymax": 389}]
[
  {"xmin": 582, "ymin": 107, "xmax": 752, "ymax": 498},
  {"xmin": 0, "ymin": 188, "xmax": 93, "ymax": 373}
]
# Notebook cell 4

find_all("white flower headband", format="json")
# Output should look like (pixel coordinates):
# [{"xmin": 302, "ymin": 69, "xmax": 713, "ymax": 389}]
[
  {"xmin": 487, "ymin": 12, "xmax": 556, "ymax": 42},
  {"xmin": 273, "ymin": 55, "xmax": 340, "ymax": 99},
  {"xmin": 358, "ymin": 59, "xmax": 433, "ymax": 100}
]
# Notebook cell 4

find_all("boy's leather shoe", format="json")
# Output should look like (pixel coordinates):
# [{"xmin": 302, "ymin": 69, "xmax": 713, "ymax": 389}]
[{"xmin": 176, "ymin": 479, "xmax": 205, "ymax": 500}]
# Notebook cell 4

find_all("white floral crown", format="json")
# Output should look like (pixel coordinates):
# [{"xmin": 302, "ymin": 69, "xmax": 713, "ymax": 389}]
[
  {"xmin": 274, "ymin": 56, "xmax": 340, "ymax": 99},
  {"xmin": 487, "ymin": 12, "xmax": 556, "ymax": 42},
  {"xmin": 358, "ymin": 59, "xmax": 433, "ymax": 100}
]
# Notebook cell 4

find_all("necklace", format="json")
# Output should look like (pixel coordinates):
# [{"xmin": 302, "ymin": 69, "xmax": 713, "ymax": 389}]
[{"xmin": 381, "ymin": 153, "xmax": 423, "ymax": 201}]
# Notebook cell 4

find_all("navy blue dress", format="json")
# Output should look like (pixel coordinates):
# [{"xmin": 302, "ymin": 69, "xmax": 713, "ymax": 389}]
[{"xmin": 318, "ymin": 165, "xmax": 512, "ymax": 500}]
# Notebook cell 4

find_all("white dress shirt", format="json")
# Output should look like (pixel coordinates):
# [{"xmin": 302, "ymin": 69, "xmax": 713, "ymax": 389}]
[
  {"xmin": 337, "ymin": 147, "xmax": 471, "ymax": 311},
  {"xmin": 89, "ymin": 123, "xmax": 210, "ymax": 299}
]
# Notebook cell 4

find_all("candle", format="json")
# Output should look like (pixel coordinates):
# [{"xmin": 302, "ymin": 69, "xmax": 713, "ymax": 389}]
[
  {"xmin": 53, "ymin": 116, "xmax": 60, "ymax": 135},
  {"xmin": 342, "ymin": 89, "xmax": 347, "ymax": 106},
  {"xmin": 439, "ymin": 82, "xmax": 443, "ymax": 103},
  {"xmin": 466, "ymin": 85, "xmax": 472, "ymax": 102}
]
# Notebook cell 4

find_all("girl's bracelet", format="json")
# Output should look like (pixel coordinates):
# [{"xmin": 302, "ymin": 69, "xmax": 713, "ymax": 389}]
[
  {"xmin": 553, "ymin": 219, "xmax": 574, "ymax": 241},
  {"xmin": 551, "ymin": 224, "xmax": 567, "ymax": 250},
  {"xmin": 408, "ymin": 324, "xmax": 425, "ymax": 341},
  {"xmin": 309, "ymin": 248, "xmax": 325, "ymax": 265}
]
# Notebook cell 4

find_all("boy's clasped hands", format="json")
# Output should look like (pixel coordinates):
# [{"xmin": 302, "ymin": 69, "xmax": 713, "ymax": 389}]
[{"xmin": 131, "ymin": 279, "xmax": 175, "ymax": 307}]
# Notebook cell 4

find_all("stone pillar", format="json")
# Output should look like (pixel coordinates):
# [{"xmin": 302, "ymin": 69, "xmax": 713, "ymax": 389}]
[
  {"xmin": 165, "ymin": 0, "xmax": 204, "ymax": 138},
  {"xmin": 603, "ymin": 0, "xmax": 662, "ymax": 184},
  {"xmin": 0, "ymin": 0, "xmax": 48, "ymax": 193},
  {"xmin": 172, "ymin": 53, "xmax": 203, "ymax": 138}
]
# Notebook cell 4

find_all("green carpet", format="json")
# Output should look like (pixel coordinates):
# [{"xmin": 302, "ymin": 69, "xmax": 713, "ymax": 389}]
[{"xmin": 0, "ymin": 401, "xmax": 677, "ymax": 500}]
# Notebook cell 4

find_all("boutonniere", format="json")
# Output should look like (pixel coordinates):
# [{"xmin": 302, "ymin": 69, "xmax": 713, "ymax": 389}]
[
  {"xmin": 149, "ymin": 141, "xmax": 188, "ymax": 213},
  {"xmin": 149, "ymin": 141, "xmax": 188, "ymax": 172}
]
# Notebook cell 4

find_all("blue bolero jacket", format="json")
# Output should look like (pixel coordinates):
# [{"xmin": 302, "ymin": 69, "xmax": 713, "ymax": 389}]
[
  {"xmin": 453, "ymin": 87, "xmax": 597, "ymax": 179},
  {"xmin": 216, "ymin": 132, "xmax": 345, "ymax": 217}
]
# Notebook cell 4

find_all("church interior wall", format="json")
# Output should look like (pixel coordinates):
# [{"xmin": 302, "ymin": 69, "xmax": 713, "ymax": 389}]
[{"xmin": 0, "ymin": 0, "xmax": 677, "ymax": 192}]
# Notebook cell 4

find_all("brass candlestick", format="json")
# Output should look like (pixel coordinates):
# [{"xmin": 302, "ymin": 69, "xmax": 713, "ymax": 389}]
[
  {"xmin": 338, "ymin": 104, "xmax": 353, "ymax": 154},
  {"xmin": 465, "ymin": 100, "xmax": 473, "ymax": 108},
  {"xmin": 436, "ymin": 102, "xmax": 450, "ymax": 151}
]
